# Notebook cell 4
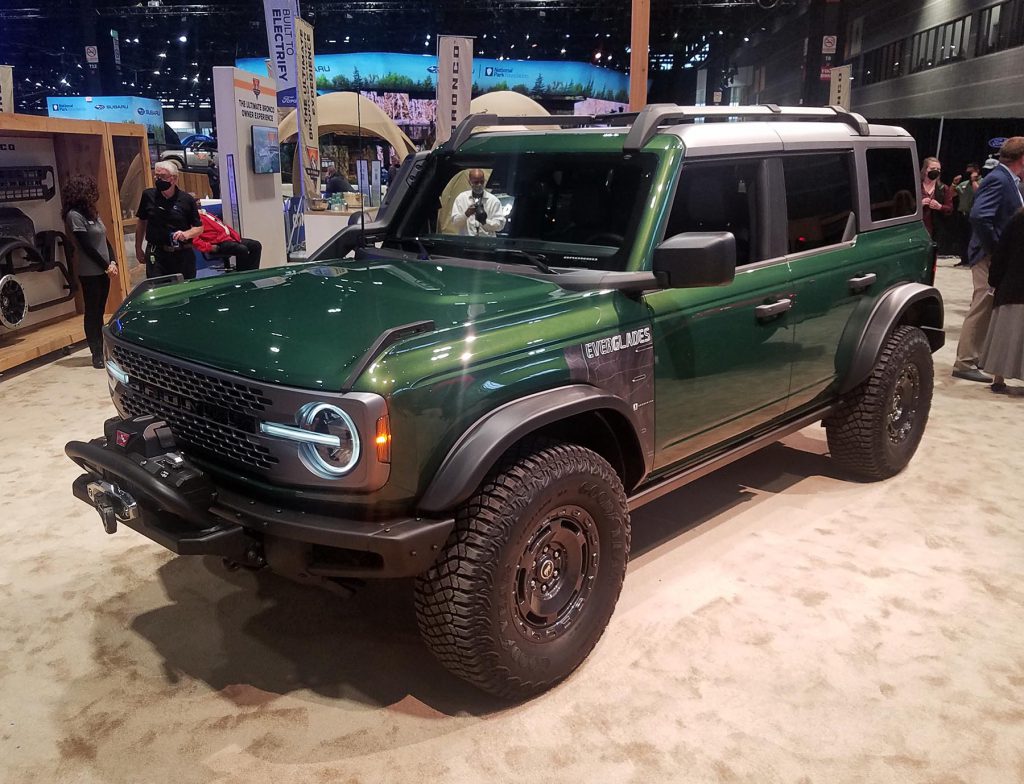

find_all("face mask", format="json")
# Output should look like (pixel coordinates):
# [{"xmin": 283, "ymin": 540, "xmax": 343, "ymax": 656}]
[
  {"xmin": 471, "ymin": 185, "xmax": 484, "ymax": 197},
  {"xmin": 927, "ymin": 170, "xmax": 940, "ymax": 181},
  {"xmin": 155, "ymin": 178, "xmax": 173, "ymax": 192}
]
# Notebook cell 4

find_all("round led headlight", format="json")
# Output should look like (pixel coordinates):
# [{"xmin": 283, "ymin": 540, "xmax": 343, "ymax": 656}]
[{"xmin": 296, "ymin": 402, "xmax": 360, "ymax": 478}]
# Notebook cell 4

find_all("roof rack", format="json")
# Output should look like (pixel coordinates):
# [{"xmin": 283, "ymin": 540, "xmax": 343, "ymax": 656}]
[
  {"xmin": 443, "ymin": 103, "xmax": 870, "ymax": 154},
  {"xmin": 614, "ymin": 103, "xmax": 870, "ymax": 151},
  {"xmin": 445, "ymin": 114, "xmax": 597, "ymax": 151}
]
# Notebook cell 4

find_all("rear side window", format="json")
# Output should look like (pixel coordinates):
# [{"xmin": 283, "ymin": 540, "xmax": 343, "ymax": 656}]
[
  {"xmin": 782, "ymin": 153, "xmax": 855, "ymax": 253},
  {"xmin": 865, "ymin": 147, "xmax": 918, "ymax": 222}
]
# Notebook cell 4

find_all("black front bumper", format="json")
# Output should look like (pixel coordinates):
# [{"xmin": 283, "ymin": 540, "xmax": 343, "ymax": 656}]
[{"xmin": 66, "ymin": 437, "xmax": 454, "ymax": 578}]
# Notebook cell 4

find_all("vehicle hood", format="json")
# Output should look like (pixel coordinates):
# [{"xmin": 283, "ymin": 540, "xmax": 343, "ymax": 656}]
[{"xmin": 110, "ymin": 257, "xmax": 578, "ymax": 390}]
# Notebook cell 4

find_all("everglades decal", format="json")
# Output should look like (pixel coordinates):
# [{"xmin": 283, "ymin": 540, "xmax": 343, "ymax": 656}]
[
  {"xmin": 583, "ymin": 327, "xmax": 652, "ymax": 359},
  {"xmin": 567, "ymin": 326, "xmax": 655, "ymax": 462}
]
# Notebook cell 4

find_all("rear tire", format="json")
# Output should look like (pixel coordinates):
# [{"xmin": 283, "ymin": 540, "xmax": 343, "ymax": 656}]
[
  {"xmin": 825, "ymin": 325, "xmax": 933, "ymax": 480},
  {"xmin": 414, "ymin": 440, "xmax": 630, "ymax": 699}
]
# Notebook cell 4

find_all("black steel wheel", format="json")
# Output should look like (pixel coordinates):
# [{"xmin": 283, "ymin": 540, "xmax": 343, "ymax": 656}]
[
  {"xmin": 825, "ymin": 325, "xmax": 934, "ymax": 480},
  {"xmin": 415, "ymin": 440, "xmax": 630, "ymax": 699}
]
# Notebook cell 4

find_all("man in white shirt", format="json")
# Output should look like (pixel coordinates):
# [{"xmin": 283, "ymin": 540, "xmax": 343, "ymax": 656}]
[{"xmin": 450, "ymin": 169, "xmax": 506, "ymax": 237}]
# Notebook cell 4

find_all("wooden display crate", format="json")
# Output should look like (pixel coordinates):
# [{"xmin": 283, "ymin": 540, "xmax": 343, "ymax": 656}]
[{"xmin": 0, "ymin": 113, "xmax": 151, "ymax": 371}]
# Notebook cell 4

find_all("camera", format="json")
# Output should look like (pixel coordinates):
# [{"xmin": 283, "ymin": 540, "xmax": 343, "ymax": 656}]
[{"xmin": 474, "ymin": 200, "xmax": 488, "ymax": 223}]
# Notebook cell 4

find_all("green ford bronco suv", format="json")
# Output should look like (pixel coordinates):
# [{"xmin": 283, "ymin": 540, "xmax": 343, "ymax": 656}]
[{"xmin": 67, "ymin": 105, "xmax": 943, "ymax": 698}]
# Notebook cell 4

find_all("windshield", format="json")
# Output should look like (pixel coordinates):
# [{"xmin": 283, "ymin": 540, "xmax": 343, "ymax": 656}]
[{"xmin": 386, "ymin": 150, "xmax": 657, "ymax": 271}]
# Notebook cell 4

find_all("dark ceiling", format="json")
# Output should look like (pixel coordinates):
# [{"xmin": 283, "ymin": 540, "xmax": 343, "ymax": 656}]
[{"xmin": 0, "ymin": 0, "xmax": 798, "ymax": 114}]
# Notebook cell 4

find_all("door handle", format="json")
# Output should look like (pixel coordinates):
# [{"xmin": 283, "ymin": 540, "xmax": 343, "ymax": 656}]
[
  {"xmin": 848, "ymin": 273, "xmax": 877, "ymax": 293},
  {"xmin": 754, "ymin": 298, "xmax": 793, "ymax": 320}
]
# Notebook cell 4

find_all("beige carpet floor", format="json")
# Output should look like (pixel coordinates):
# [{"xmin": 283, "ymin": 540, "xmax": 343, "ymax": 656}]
[{"xmin": 1, "ymin": 261, "xmax": 1022, "ymax": 784}]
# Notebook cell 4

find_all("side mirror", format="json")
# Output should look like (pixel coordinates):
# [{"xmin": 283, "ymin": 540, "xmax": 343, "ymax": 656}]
[{"xmin": 653, "ymin": 231, "xmax": 736, "ymax": 288}]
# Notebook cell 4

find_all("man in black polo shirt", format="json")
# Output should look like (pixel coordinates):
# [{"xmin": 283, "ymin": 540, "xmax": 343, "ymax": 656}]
[{"xmin": 135, "ymin": 160, "xmax": 203, "ymax": 279}]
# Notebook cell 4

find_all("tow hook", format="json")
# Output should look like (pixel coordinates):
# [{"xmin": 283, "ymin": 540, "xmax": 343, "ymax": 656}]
[{"xmin": 86, "ymin": 480, "xmax": 139, "ymax": 534}]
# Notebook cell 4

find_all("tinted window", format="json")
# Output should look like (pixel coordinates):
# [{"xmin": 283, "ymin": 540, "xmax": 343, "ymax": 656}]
[
  {"xmin": 783, "ymin": 154, "xmax": 855, "ymax": 253},
  {"xmin": 866, "ymin": 147, "xmax": 918, "ymax": 222},
  {"xmin": 665, "ymin": 161, "xmax": 761, "ymax": 266}
]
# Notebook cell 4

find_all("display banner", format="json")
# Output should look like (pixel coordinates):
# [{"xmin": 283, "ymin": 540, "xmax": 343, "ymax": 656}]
[
  {"xmin": 295, "ymin": 18, "xmax": 320, "ymax": 208},
  {"xmin": 263, "ymin": 0, "xmax": 299, "ymax": 109},
  {"xmin": 47, "ymin": 96, "xmax": 165, "ymax": 144},
  {"xmin": 0, "ymin": 66, "xmax": 13, "ymax": 114},
  {"xmin": 436, "ymin": 36, "xmax": 473, "ymax": 146},
  {"xmin": 829, "ymin": 64, "xmax": 852, "ymax": 109},
  {"xmin": 237, "ymin": 52, "xmax": 629, "ymax": 101}
]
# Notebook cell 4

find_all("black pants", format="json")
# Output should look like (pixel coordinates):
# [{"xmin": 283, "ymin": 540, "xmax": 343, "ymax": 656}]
[
  {"xmin": 147, "ymin": 247, "xmax": 196, "ymax": 280},
  {"xmin": 79, "ymin": 274, "xmax": 110, "ymax": 358},
  {"xmin": 217, "ymin": 239, "xmax": 262, "ymax": 271}
]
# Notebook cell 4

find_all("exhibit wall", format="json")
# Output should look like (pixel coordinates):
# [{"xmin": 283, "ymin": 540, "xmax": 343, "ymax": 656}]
[{"xmin": 212, "ymin": 67, "xmax": 285, "ymax": 260}]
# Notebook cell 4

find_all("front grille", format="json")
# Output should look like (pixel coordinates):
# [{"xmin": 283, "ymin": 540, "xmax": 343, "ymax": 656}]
[{"xmin": 112, "ymin": 343, "xmax": 279, "ymax": 472}]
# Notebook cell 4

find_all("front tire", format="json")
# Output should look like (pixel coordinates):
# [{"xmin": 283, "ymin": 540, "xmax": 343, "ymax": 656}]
[
  {"xmin": 825, "ymin": 325, "xmax": 934, "ymax": 480},
  {"xmin": 414, "ymin": 440, "xmax": 630, "ymax": 699}
]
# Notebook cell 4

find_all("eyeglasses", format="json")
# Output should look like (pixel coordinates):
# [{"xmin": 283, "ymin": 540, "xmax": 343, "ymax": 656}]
[{"xmin": 154, "ymin": 172, "xmax": 173, "ymax": 181}]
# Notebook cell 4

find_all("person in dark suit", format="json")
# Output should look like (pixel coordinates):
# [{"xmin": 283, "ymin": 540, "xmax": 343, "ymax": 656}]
[
  {"xmin": 980, "ymin": 208, "xmax": 1024, "ymax": 393},
  {"xmin": 952, "ymin": 137, "xmax": 1024, "ymax": 383}
]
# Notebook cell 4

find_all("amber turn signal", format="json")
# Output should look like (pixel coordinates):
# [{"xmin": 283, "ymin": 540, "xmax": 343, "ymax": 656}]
[{"xmin": 375, "ymin": 416, "xmax": 391, "ymax": 463}]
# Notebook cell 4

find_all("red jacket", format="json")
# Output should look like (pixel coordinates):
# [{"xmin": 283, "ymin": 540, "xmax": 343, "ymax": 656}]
[{"xmin": 194, "ymin": 211, "xmax": 241, "ymax": 253}]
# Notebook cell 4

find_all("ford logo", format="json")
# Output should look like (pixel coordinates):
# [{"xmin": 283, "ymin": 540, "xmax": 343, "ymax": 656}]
[{"xmin": 989, "ymin": 137, "xmax": 1007, "ymax": 149}]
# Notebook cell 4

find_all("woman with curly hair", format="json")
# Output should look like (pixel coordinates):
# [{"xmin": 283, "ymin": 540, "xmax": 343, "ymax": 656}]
[{"xmin": 62, "ymin": 174, "xmax": 118, "ymax": 368}]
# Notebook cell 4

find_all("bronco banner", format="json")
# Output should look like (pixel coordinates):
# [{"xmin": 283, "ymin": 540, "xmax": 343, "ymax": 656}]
[
  {"xmin": 435, "ymin": 36, "xmax": 473, "ymax": 146},
  {"xmin": 295, "ymin": 18, "xmax": 320, "ymax": 207},
  {"xmin": 0, "ymin": 66, "xmax": 13, "ymax": 114}
]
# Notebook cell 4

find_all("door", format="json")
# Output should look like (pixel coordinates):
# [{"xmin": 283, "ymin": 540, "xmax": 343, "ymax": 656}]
[
  {"xmin": 646, "ymin": 159, "xmax": 795, "ymax": 471},
  {"xmin": 784, "ymin": 148, "xmax": 926, "ymax": 410},
  {"xmin": 780, "ymin": 152, "xmax": 866, "ymax": 409}
]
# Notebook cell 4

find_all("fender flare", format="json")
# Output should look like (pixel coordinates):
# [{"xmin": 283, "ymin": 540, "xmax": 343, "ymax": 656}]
[
  {"xmin": 417, "ymin": 384, "xmax": 645, "ymax": 514},
  {"xmin": 838, "ymin": 283, "xmax": 944, "ymax": 395}
]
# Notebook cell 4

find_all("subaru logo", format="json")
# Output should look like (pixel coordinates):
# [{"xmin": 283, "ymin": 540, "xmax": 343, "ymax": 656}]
[
  {"xmin": 427, "ymin": 65, "xmax": 439, "ymax": 74},
  {"xmin": 137, "ymin": 107, "xmax": 145, "ymax": 116},
  {"xmin": 95, "ymin": 104, "xmax": 105, "ymax": 109}
]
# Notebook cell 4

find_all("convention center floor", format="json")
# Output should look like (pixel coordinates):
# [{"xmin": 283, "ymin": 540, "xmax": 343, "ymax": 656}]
[{"xmin": 2, "ymin": 261, "xmax": 1022, "ymax": 784}]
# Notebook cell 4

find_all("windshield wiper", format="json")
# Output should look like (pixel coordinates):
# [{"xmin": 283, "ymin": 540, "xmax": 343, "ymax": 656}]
[{"xmin": 494, "ymin": 248, "xmax": 557, "ymax": 275}]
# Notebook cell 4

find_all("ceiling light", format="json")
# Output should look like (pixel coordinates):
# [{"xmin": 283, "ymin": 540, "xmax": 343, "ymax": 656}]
[
  {"xmin": 178, "ymin": 35, "xmax": 187, "ymax": 42},
  {"xmin": 328, "ymin": 39, "xmax": 337, "ymax": 43},
  {"xmin": 153, "ymin": 69, "xmax": 160, "ymax": 74},
  {"xmin": 158, "ymin": 52, "xmax": 167, "ymax": 58},
  {"xmin": 560, "ymin": 48, "xmax": 566, "ymax": 54},
  {"xmin": 673, "ymin": 32, "xmax": 678, "ymax": 39}
]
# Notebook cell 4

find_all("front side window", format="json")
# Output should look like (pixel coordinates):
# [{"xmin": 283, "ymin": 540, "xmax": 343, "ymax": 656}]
[
  {"xmin": 387, "ymin": 151, "xmax": 657, "ymax": 271},
  {"xmin": 865, "ymin": 147, "xmax": 918, "ymax": 223},
  {"xmin": 664, "ymin": 161, "xmax": 761, "ymax": 266},
  {"xmin": 783, "ymin": 153, "xmax": 855, "ymax": 252}
]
